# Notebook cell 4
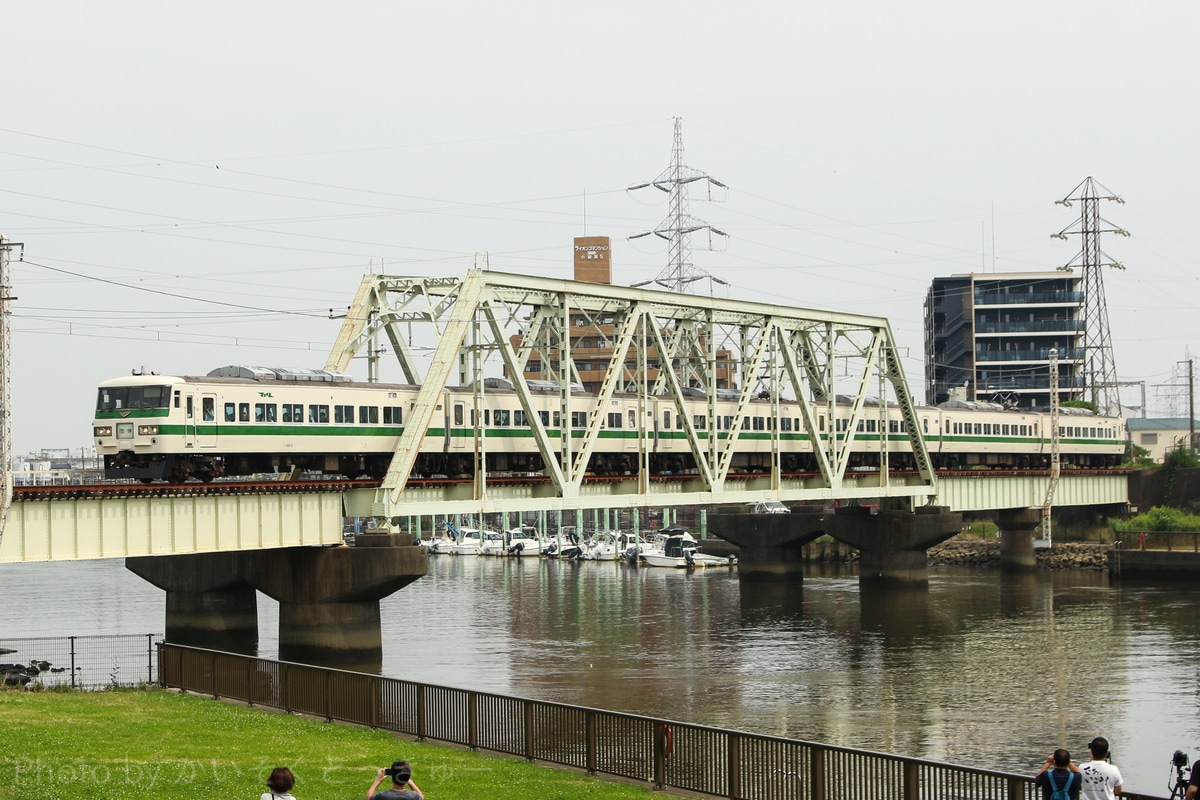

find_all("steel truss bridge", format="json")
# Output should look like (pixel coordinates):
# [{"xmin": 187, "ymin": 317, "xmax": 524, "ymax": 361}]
[{"xmin": 0, "ymin": 270, "xmax": 1127, "ymax": 563}]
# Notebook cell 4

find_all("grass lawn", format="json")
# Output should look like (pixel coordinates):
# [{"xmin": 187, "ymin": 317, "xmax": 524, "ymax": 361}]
[{"xmin": 0, "ymin": 689, "xmax": 657, "ymax": 800}]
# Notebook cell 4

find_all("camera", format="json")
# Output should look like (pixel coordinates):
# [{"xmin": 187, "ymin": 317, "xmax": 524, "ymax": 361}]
[{"xmin": 1175, "ymin": 750, "xmax": 1190, "ymax": 769}]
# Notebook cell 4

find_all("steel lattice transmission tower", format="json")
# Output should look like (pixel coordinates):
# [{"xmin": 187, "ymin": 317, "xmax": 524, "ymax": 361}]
[
  {"xmin": 628, "ymin": 117, "xmax": 729, "ymax": 293},
  {"xmin": 1052, "ymin": 177, "xmax": 1129, "ymax": 415}
]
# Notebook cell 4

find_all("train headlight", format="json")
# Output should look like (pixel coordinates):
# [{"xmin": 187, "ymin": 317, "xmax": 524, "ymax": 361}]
[
  {"xmin": 138, "ymin": 425, "xmax": 159, "ymax": 435},
  {"xmin": 94, "ymin": 425, "xmax": 113, "ymax": 437}
]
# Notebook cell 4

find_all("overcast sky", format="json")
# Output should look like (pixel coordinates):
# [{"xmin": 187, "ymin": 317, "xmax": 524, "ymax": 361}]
[{"xmin": 4, "ymin": 0, "xmax": 1198, "ymax": 454}]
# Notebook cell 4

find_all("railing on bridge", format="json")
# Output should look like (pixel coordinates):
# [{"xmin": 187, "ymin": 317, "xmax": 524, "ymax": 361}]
[{"xmin": 158, "ymin": 643, "xmax": 1165, "ymax": 800}]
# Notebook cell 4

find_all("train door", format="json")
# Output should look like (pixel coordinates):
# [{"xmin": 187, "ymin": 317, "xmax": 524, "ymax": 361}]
[
  {"xmin": 198, "ymin": 393, "xmax": 218, "ymax": 448},
  {"xmin": 451, "ymin": 402, "xmax": 467, "ymax": 450},
  {"xmin": 183, "ymin": 393, "xmax": 197, "ymax": 447}
]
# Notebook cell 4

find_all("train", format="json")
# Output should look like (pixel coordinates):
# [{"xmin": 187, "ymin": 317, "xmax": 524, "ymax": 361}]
[{"xmin": 92, "ymin": 365, "xmax": 1127, "ymax": 483}]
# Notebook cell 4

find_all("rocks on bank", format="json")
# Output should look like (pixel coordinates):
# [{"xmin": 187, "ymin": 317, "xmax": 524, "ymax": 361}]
[{"xmin": 929, "ymin": 538, "xmax": 1110, "ymax": 570}]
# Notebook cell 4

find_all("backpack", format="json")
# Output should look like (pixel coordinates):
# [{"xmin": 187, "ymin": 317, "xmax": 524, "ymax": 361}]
[{"xmin": 1047, "ymin": 769, "xmax": 1071, "ymax": 800}]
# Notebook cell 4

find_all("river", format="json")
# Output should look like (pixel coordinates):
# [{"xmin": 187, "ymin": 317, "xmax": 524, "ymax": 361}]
[{"xmin": 1, "ymin": 554, "xmax": 1198, "ymax": 796}]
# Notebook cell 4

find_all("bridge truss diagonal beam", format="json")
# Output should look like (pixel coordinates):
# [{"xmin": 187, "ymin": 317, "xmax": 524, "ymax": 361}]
[{"xmin": 324, "ymin": 270, "xmax": 937, "ymax": 520}]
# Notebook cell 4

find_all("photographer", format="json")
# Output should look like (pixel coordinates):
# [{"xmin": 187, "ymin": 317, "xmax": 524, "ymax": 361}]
[
  {"xmin": 1079, "ymin": 737, "xmax": 1122, "ymax": 800},
  {"xmin": 1186, "ymin": 753, "xmax": 1200, "ymax": 800},
  {"xmin": 366, "ymin": 759, "xmax": 424, "ymax": 800}
]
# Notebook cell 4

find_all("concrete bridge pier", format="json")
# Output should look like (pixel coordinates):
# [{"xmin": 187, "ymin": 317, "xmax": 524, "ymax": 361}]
[
  {"xmin": 996, "ymin": 508, "xmax": 1041, "ymax": 572},
  {"xmin": 833, "ymin": 506, "xmax": 962, "ymax": 586},
  {"xmin": 128, "ymin": 532, "xmax": 427, "ymax": 672},
  {"xmin": 126, "ymin": 552, "xmax": 259, "ymax": 655},
  {"xmin": 706, "ymin": 509, "xmax": 829, "ymax": 582},
  {"xmin": 251, "ymin": 533, "xmax": 426, "ymax": 673}
]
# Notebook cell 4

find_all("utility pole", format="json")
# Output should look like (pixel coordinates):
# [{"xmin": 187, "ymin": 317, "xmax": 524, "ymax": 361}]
[
  {"xmin": 629, "ymin": 117, "xmax": 729, "ymax": 293},
  {"xmin": 1042, "ymin": 348, "xmax": 1061, "ymax": 545},
  {"xmin": 0, "ymin": 236, "xmax": 18, "ymax": 548},
  {"xmin": 1052, "ymin": 177, "xmax": 1129, "ymax": 416},
  {"xmin": 1183, "ymin": 358, "xmax": 1196, "ymax": 453}
]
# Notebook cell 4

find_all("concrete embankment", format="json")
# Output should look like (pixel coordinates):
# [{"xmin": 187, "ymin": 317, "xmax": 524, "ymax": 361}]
[{"xmin": 929, "ymin": 538, "xmax": 1110, "ymax": 570}]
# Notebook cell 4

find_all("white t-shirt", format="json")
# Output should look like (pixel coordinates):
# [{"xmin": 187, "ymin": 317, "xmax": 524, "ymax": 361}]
[
  {"xmin": 1079, "ymin": 759, "xmax": 1123, "ymax": 800},
  {"xmin": 260, "ymin": 793, "xmax": 296, "ymax": 800}
]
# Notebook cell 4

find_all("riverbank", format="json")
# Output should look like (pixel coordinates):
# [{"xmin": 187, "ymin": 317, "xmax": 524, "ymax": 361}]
[
  {"xmin": 929, "ymin": 538, "xmax": 1110, "ymax": 570},
  {"xmin": 0, "ymin": 689, "xmax": 653, "ymax": 800}
]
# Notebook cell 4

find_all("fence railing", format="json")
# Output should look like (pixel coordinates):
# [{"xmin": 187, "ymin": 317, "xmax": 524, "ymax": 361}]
[
  {"xmin": 1113, "ymin": 531, "xmax": 1200, "ymax": 552},
  {"xmin": 158, "ymin": 643, "xmax": 1166, "ymax": 800},
  {"xmin": 0, "ymin": 634, "xmax": 157, "ymax": 689}
]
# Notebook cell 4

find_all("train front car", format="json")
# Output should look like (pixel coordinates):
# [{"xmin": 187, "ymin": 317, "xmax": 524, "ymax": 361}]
[{"xmin": 93, "ymin": 373, "xmax": 191, "ymax": 482}]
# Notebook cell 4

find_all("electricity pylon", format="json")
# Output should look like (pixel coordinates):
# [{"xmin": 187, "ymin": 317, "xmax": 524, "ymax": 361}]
[
  {"xmin": 628, "ymin": 117, "xmax": 728, "ymax": 293},
  {"xmin": 1052, "ymin": 177, "xmax": 1129, "ymax": 416}
]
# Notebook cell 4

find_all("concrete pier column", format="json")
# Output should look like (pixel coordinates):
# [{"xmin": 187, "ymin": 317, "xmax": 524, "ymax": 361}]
[
  {"xmin": 246, "ymin": 533, "xmax": 426, "ymax": 672},
  {"xmin": 833, "ymin": 506, "xmax": 962, "ymax": 586},
  {"xmin": 126, "ymin": 552, "xmax": 259, "ymax": 654},
  {"xmin": 996, "ymin": 508, "xmax": 1040, "ymax": 572},
  {"xmin": 706, "ymin": 509, "xmax": 829, "ymax": 583}
]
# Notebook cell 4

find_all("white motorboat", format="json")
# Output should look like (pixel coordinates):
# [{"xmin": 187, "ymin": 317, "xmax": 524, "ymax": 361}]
[
  {"xmin": 477, "ymin": 528, "xmax": 508, "ymax": 556},
  {"xmin": 543, "ymin": 527, "xmax": 584, "ymax": 559},
  {"xmin": 639, "ymin": 527, "xmax": 736, "ymax": 569},
  {"xmin": 587, "ymin": 531, "xmax": 643, "ymax": 561},
  {"xmin": 419, "ymin": 526, "xmax": 459, "ymax": 554},
  {"xmin": 501, "ymin": 525, "xmax": 542, "ymax": 556},
  {"xmin": 441, "ymin": 523, "xmax": 489, "ymax": 555}
]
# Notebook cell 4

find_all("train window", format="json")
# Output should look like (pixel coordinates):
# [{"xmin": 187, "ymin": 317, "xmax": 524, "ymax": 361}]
[
  {"xmin": 608, "ymin": 412, "xmax": 622, "ymax": 428},
  {"xmin": 334, "ymin": 405, "xmax": 354, "ymax": 424},
  {"xmin": 255, "ymin": 403, "xmax": 277, "ymax": 423},
  {"xmin": 572, "ymin": 411, "xmax": 587, "ymax": 428},
  {"xmin": 753, "ymin": 417, "xmax": 765, "ymax": 431},
  {"xmin": 494, "ymin": 410, "xmax": 511, "ymax": 427},
  {"xmin": 202, "ymin": 398, "xmax": 215, "ymax": 422},
  {"xmin": 309, "ymin": 405, "xmax": 329, "ymax": 424},
  {"xmin": 856, "ymin": 421, "xmax": 864, "ymax": 433},
  {"xmin": 781, "ymin": 418, "xmax": 793, "ymax": 432},
  {"xmin": 1001, "ymin": 425, "xmax": 1009, "ymax": 436},
  {"xmin": 693, "ymin": 415, "xmax": 706, "ymax": 430},
  {"xmin": 174, "ymin": 390, "xmax": 181, "ymax": 409},
  {"xmin": 553, "ymin": 411, "xmax": 561, "ymax": 427},
  {"xmin": 923, "ymin": 419, "xmax": 928, "ymax": 434},
  {"xmin": 384, "ymin": 406, "xmax": 402, "ymax": 425},
  {"xmin": 538, "ymin": 410, "xmax": 549, "ymax": 426},
  {"xmin": 186, "ymin": 395, "xmax": 193, "ymax": 419},
  {"xmin": 983, "ymin": 424, "xmax": 991, "ymax": 435},
  {"xmin": 483, "ymin": 410, "xmax": 490, "ymax": 426},
  {"xmin": 819, "ymin": 416, "xmax": 825, "ymax": 432},
  {"xmin": 973, "ymin": 423, "xmax": 981, "ymax": 435},
  {"xmin": 514, "ymin": 410, "xmax": 527, "ymax": 427},
  {"xmin": 866, "ymin": 420, "xmax": 875, "ymax": 433},
  {"xmin": 663, "ymin": 410, "xmax": 672, "ymax": 429},
  {"xmin": 239, "ymin": 403, "xmax": 250, "ymax": 422},
  {"xmin": 225, "ymin": 403, "xmax": 237, "ymax": 422},
  {"xmin": 360, "ymin": 406, "xmax": 379, "ymax": 424}
]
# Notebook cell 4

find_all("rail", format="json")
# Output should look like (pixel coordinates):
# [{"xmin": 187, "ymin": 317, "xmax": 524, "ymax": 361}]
[
  {"xmin": 0, "ymin": 633, "xmax": 157, "ymax": 689},
  {"xmin": 1113, "ymin": 530, "xmax": 1200, "ymax": 552},
  {"xmin": 158, "ymin": 643, "xmax": 1166, "ymax": 800}
]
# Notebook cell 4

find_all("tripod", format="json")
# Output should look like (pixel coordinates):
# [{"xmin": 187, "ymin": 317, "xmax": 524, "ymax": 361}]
[{"xmin": 1170, "ymin": 754, "xmax": 1191, "ymax": 800}]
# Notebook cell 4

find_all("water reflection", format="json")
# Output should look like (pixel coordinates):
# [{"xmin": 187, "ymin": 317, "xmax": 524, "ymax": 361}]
[{"xmin": 3, "ymin": 557, "xmax": 1200, "ymax": 795}]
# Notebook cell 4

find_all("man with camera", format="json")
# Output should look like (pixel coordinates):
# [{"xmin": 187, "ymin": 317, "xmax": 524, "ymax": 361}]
[
  {"xmin": 365, "ymin": 759, "xmax": 424, "ymax": 800},
  {"xmin": 1036, "ymin": 749, "xmax": 1082, "ymax": 800},
  {"xmin": 1078, "ymin": 737, "xmax": 1122, "ymax": 800},
  {"xmin": 1185, "ymin": 751, "xmax": 1200, "ymax": 800}
]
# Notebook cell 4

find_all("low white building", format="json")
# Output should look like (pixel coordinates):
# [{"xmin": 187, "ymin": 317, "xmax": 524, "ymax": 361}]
[{"xmin": 1127, "ymin": 418, "xmax": 1200, "ymax": 463}]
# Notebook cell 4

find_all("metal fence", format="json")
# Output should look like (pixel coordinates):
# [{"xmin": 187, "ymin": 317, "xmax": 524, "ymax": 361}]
[
  {"xmin": 158, "ymin": 643, "xmax": 1167, "ymax": 800},
  {"xmin": 0, "ymin": 634, "xmax": 157, "ymax": 689}
]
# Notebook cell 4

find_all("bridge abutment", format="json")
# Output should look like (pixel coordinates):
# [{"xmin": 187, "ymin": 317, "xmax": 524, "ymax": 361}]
[
  {"xmin": 996, "ymin": 508, "xmax": 1041, "ymax": 572},
  {"xmin": 128, "ymin": 533, "xmax": 426, "ymax": 671}
]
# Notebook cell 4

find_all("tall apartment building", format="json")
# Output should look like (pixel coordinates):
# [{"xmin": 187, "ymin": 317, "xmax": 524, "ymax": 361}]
[
  {"xmin": 924, "ymin": 272, "xmax": 1084, "ymax": 409},
  {"xmin": 511, "ymin": 237, "xmax": 732, "ymax": 393}
]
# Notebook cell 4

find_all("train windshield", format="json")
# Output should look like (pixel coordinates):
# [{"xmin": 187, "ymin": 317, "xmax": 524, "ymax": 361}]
[{"xmin": 96, "ymin": 385, "xmax": 170, "ymax": 412}]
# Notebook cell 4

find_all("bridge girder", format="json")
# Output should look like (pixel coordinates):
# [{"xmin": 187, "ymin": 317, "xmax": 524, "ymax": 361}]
[{"xmin": 324, "ymin": 270, "xmax": 937, "ymax": 520}]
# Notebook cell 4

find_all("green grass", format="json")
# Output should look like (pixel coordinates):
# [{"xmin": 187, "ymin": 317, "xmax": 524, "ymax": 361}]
[{"xmin": 0, "ymin": 689, "xmax": 656, "ymax": 800}]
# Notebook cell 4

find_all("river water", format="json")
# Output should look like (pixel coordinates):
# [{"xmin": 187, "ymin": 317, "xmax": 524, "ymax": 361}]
[{"xmin": 2, "ymin": 554, "xmax": 1198, "ymax": 796}]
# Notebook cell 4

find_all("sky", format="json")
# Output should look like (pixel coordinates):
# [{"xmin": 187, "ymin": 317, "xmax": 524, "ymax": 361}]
[{"xmin": 4, "ymin": 0, "xmax": 1199, "ymax": 454}]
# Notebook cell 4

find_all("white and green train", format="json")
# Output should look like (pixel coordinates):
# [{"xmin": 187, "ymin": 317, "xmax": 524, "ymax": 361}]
[{"xmin": 92, "ymin": 366, "xmax": 1127, "ymax": 483}]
